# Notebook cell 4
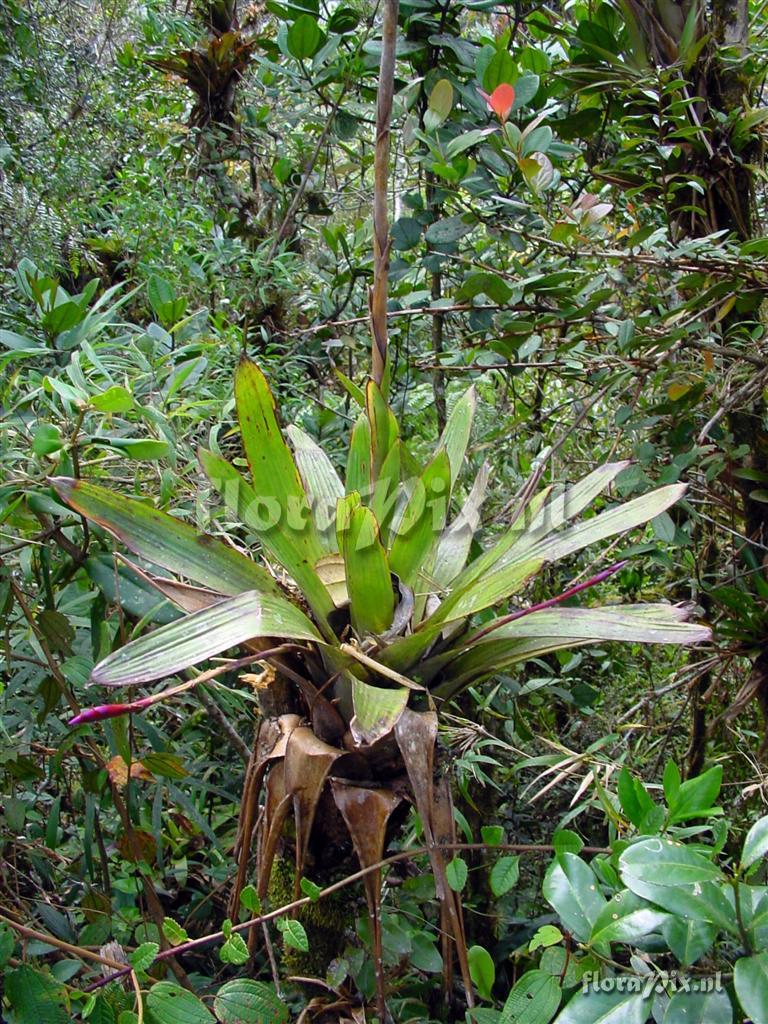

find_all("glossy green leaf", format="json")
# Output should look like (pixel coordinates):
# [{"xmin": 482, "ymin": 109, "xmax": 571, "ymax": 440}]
[
  {"xmin": 51, "ymin": 477, "xmax": 280, "ymax": 598},
  {"xmin": 542, "ymin": 854, "xmax": 607, "ymax": 942},
  {"xmin": 482, "ymin": 49, "xmax": 515, "ymax": 92},
  {"xmin": 483, "ymin": 604, "xmax": 710, "ymax": 647},
  {"xmin": 91, "ymin": 589, "xmax": 321, "ymax": 686},
  {"xmin": 661, "ymin": 916, "xmax": 716, "ymax": 966},
  {"xmin": 619, "ymin": 837, "xmax": 722, "ymax": 886},
  {"xmin": 553, "ymin": 988, "xmax": 651, "ymax": 1024},
  {"xmin": 662, "ymin": 988, "xmax": 732, "ymax": 1023},
  {"xmin": 590, "ymin": 890, "xmax": 669, "ymax": 946},
  {"xmin": 735, "ymin": 952, "xmax": 768, "ymax": 1024},
  {"xmin": 146, "ymin": 981, "xmax": 215, "ymax": 1024},
  {"xmin": 619, "ymin": 874, "xmax": 736, "ymax": 933},
  {"xmin": 741, "ymin": 814, "xmax": 768, "ymax": 872},
  {"xmin": 213, "ymin": 980, "xmax": 289, "ymax": 1024}
]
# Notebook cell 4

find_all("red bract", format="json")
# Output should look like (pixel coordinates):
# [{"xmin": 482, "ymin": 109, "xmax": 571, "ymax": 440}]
[{"xmin": 70, "ymin": 703, "xmax": 134, "ymax": 726}]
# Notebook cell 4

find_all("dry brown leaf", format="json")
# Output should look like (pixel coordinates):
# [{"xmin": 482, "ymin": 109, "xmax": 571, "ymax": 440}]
[
  {"xmin": 106, "ymin": 755, "xmax": 153, "ymax": 787},
  {"xmin": 284, "ymin": 727, "xmax": 343, "ymax": 885},
  {"xmin": 331, "ymin": 781, "xmax": 402, "ymax": 1018}
]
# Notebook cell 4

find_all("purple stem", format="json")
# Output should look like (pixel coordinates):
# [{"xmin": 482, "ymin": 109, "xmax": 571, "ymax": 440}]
[{"xmin": 468, "ymin": 560, "xmax": 629, "ymax": 644}]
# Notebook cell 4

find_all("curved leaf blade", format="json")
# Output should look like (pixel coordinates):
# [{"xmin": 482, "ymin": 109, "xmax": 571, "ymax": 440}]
[
  {"xmin": 92, "ymin": 589, "xmax": 321, "ymax": 686},
  {"xmin": 50, "ymin": 477, "xmax": 279, "ymax": 598}
]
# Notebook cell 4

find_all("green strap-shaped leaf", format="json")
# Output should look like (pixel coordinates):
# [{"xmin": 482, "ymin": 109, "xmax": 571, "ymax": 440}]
[
  {"xmin": 286, "ymin": 424, "xmax": 344, "ymax": 554},
  {"xmin": 366, "ymin": 378, "xmax": 399, "ymax": 482},
  {"xmin": 377, "ymin": 555, "xmax": 541, "ymax": 676},
  {"xmin": 432, "ymin": 606, "xmax": 709, "ymax": 697},
  {"xmin": 199, "ymin": 449, "xmax": 335, "ymax": 636},
  {"xmin": 371, "ymin": 439, "xmax": 402, "ymax": 539},
  {"xmin": 447, "ymin": 486, "xmax": 552, "ymax": 596},
  {"xmin": 438, "ymin": 385, "xmax": 476, "ymax": 490},
  {"xmin": 437, "ymin": 554, "xmax": 544, "ymax": 621},
  {"xmin": 481, "ymin": 604, "xmax": 711, "ymax": 646},
  {"xmin": 346, "ymin": 412, "xmax": 372, "ymax": 497},
  {"xmin": 234, "ymin": 358, "xmax": 328, "ymax": 571},
  {"xmin": 454, "ymin": 462, "xmax": 627, "ymax": 595},
  {"xmin": 338, "ymin": 495, "xmax": 395, "ymax": 636},
  {"xmin": 507, "ymin": 483, "xmax": 688, "ymax": 568},
  {"xmin": 91, "ymin": 589, "xmax": 321, "ymax": 686},
  {"xmin": 432, "ymin": 461, "xmax": 490, "ymax": 591},
  {"xmin": 51, "ymin": 477, "xmax": 279, "ymax": 598},
  {"xmin": 525, "ymin": 461, "xmax": 630, "ymax": 537},
  {"xmin": 389, "ymin": 449, "xmax": 451, "ymax": 587}
]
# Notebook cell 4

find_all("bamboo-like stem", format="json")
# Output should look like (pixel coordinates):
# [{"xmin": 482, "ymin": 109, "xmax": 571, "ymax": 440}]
[{"xmin": 370, "ymin": 0, "xmax": 399, "ymax": 388}]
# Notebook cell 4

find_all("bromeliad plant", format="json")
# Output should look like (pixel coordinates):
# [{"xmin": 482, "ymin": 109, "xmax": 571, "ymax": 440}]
[{"xmin": 52, "ymin": 358, "xmax": 709, "ymax": 1009}]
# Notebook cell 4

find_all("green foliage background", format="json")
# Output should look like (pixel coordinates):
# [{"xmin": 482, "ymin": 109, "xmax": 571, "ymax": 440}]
[{"xmin": 3, "ymin": 0, "xmax": 768, "ymax": 1020}]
